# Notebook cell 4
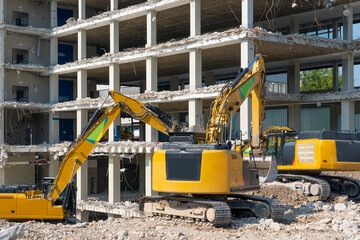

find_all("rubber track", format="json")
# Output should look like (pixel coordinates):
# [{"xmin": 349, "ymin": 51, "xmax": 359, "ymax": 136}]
[
  {"xmin": 319, "ymin": 174, "xmax": 360, "ymax": 200},
  {"xmin": 227, "ymin": 194, "xmax": 284, "ymax": 221},
  {"xmin": 277, "ymin": 174, "xmax": 331, "ymax": 200},
  {"xmin": 139, "ymin": 196, "xmax": 231, "ymax": 227}
]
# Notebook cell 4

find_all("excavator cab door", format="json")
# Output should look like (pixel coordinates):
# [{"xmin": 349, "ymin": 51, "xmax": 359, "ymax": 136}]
[
  {"xmin": 266, "ymin": 133, "xmax": 285, "ymax": 165},
  {"xmin": 266, "ymin": 132, "xmax": 297, "ymax": 166}
]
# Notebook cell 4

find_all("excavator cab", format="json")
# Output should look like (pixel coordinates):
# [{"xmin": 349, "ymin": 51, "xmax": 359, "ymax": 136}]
[{"xmin": 265, "ymin": 132, "xmax": 297, "ymax": 166}]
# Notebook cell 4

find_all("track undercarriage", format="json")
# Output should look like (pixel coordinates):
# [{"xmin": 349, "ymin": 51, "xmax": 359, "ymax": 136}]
[
  {"xmin": 139, "ymin": 194, "xmax": 284, "ymax": 227},
  {"xmin": 276, "ymin": 173, "xmax": 360, "ymax": 200}
]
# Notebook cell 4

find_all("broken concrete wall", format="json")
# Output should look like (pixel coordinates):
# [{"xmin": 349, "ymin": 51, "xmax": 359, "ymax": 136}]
[
  {"xmin": 5, "ymin": 34, "xmax": 50, "ymax": 66},
  {"xmin": 5, "ymin": 109, "xmax": 49, "ymax": 145},
  {"xmin": 4, "ymin": 71, "xmax": 49, "ymax": 103},
  {"xmin": 5, "ymin": 0, "xmax": 50, "ymax": 28}
]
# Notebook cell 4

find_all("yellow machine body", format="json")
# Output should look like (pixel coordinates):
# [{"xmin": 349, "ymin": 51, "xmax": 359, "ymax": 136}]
[
  {"xmin": 153, "ymin": 150, "xmax": 250, "ymax": 194},
  {"xmin": 278, "ymin": 138, "xmax": 360, "ymax": 172},
  {"xmin": 0, "ymin": 192, "xmax": 65, "ymax": 220}
]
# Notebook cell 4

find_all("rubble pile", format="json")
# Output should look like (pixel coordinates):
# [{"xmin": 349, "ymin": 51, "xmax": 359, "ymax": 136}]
[
  {"xmin": 1, "ymin": 193, "xmax": 360, "ymax": 240},
  {"xmin": 77, "ymin": 199, "xmax": 141, "ymax": 218}
]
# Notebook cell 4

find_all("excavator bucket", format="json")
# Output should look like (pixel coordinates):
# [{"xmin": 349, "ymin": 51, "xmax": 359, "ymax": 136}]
[{"xmin": 259, "ymin": 155, "xmax": 278, "ymax": 183}]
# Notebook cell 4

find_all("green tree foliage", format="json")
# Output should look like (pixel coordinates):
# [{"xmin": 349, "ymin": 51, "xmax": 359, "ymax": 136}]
[{"xmin": 300, "ymin": 68, "xmax": 342, "ymax": 92}]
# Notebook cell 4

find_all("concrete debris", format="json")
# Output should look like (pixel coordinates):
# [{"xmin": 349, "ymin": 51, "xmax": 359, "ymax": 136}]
[
  {"xmin": 49, "ymin": 140, "xmax": 162, "ymax": 159},
  {"xmin": 0, "ymin": 24, "xmax": 50, "ymax": 38},
  {"xmin": 2, "ymin": 196, "xmax": 360, "ymax": 239},
  {"xmin": 0, "ymin": 224, "xmax": 24, "ymax": 240},
  {"xmin": 53, "ymin": 0, "xmax": 163, "ymax": 31},
  {"xmin": 0, "ymin": 101, "xmax": 50, "ymax": 110},
  {"xmin": 77, "ymin": 199, "xmax": 141, "ymax": 218},
  {"xmin": 52, "ymin": 84, "xmax": 225, "ymax": 110},
  {"xmin": 1, "ymin": 182, "xmax": 360, "ymax": 239},
  {"xmin": 3, "ymin": 63, "xmax": 48, "ymax": 73},
  {"xmin": 266, "ymin": 90, "xmax": 360, "ymax": 104}
]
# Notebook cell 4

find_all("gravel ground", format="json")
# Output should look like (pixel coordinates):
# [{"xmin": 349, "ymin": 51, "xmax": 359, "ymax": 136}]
[
  {"xmin": 2, "ymin": 171, "xmax": 360, "ymax": 240},
  {"xmin": 1, "ymin": 199, "xmax": 359, "ymax": 240}
]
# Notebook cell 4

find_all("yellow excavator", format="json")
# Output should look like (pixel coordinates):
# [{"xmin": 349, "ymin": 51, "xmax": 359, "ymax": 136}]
[
  {"xmin": 139, "ymin": 55, "xmax": 284, "ymax": 226},
  {"xmin": 265, "ymin": 129, "xmax": 360, "ymax": 200},
  {"xmin": 0, "ymin": 90, "xmax": 181, "ymax": 221}
]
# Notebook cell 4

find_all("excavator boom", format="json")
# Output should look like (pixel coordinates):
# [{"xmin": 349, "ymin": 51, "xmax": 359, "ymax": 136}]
[{"xmin": 205, "ymin": 55, "xmax": 266, "ymax": 145}]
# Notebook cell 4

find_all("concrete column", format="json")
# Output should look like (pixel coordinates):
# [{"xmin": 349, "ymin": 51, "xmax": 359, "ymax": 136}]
[
  {"xmin": 49, "ymin": 35, "xmax": 59, "ymax": 144},
  {"xmin": 146, "ymin": 10, "xmax": 157, "ymax": 47},
  {"xmin": 0, "ymin": 109, "xmax": 4, "ymax": 145},
  {"xmin": 289, "ymin": 16, "xmax": 299, "ymax": 34},
  {"xmin": 170, "ymin": 76, "xmax": 179, "ymax": 91},
  {"xmin": 239, "ymin": 0, "xmax": 254, "ymax": 140},
  {"xmin": 145, "ymin": 54, "xmax": 158, "ymax": 197},
  {"xmin": 190, "ymin": 0, "xmax": 201, "ymax": 36},
  {"xmin": 343, "ymin": 5, "xmax": 353, "ymax": 41},
  {"xmin": 76, "ymin": 109, "xmax": 89, "ymax": 221},
  {"xmin": 145, "ymin": 153, "xmax": 156, "ymax": 196},
  {"xmin": 239, "ymin": 39, "xmax": 254, "ymax": 139},
  {"xmin": 0, "ymin": 0, "xmax": 4, "ymax": 24},
  {"xmin": 0, "ymin": 167, "xmax": 4, "ymax": 185},
  {"xmin": 341, "ymin": 51, "xmax": 354, "ymax": 131},
  {"xmin": 77, "ymin": 69, "xmax": 87, "ymax": 99},
  {"xmin": 49, "ymin": 75, "xmax": 59, "ymax": 104},
  {"xmin": 110, "ymin": 20, "xmax": 119, "ymax": 54},
  {"xmin": 288, "ymin": 104, "xmax": 301, "ymax": 131},
  {"xmin": 109, "ymin": 5, "xmax": 120, "ymax": 144},
  {"xmin": 78, "ymin": 0, "xmax": 86, "ymax": 20},
  {"xmin": 341, "ymin": 101, "xmax": 355, "ymax": 131},
  {"xmin": 78, "ymin": 29, "xmax": 86, "ymax": 60},
  {"xmin": 189, "ymin": 49, "xmax": 202, "ymax": 90},
  {"xmin": 49, "ymin": 112, "xmax": 59, "ymax": 144},
  {"xmin": 50, "ymin": 1, "xmax": 58, "ymax": 28},
  {"xmin": 204, "ymin": 71, "xmax": 215, "ymax": 86},
  {"xmin": 48, "ymin": 155, "xmax": 59, "ymax": 177},
  {"xmin": 108, "ymin": 63, "xmax": 120, "ymax": 141},
  {"xmin": 189, "ymin": 99, "xmax": 203, "ymax": 127},
  {"xmin": 50, "ymin": 37, "xmax": 58, "ymax": 66},
  {"xmin": 342, "ymin": 52, "xmax": 354, "ymax": 91},
  {"xmin": 146, "ymin": 57, "xmax": 157, "ymax": 91},
  {"xmin": 0, "ymin": 30, "xmax": 4, "ymax": 145},
  {"xmin": 287, "ymin": 60, "xmax": 300, "ymax": 94},
  {"xmin": 241, "ymin": 0, "xmax": 253, "ymax": 28},
  {"xmin": 108, "ymin": 156, "xmax": 120, "ymax": 204},
  {"xmin": 110, "ymin": 0, "xmax": 118, "ymax": 11}
]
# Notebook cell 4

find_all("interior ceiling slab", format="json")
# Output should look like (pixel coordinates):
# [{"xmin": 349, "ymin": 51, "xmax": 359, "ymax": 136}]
[
  {"xmin": 56, "ymin": 0, "xmax": 360, "ymax": 51},
  {"xmin": 158, "ymin": 98, "xmax": 213, "ymax": 112},
  {"xmin": 56, "ymin": 0, "xmax": 146, "ymax": 12},
  {"xmin": 57, "ymin": 38, "xmax": 343, "ymax": 84}
]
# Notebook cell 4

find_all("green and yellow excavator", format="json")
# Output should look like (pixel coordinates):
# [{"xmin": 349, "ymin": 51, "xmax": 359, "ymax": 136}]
[{"xmin": 0, "ymin": 90, "xmax": 181, "ymax": 221}]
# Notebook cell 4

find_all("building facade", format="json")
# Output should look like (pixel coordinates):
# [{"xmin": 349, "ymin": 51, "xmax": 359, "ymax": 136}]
[{"xmin": 0, "ymin": 0, "xmax": 359, "ymax": 220}]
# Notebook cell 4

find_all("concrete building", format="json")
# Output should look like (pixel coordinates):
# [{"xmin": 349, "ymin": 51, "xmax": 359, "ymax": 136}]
[{"xmin": 1, "ymin": 0, "xmax": 360, "ymax": 219}]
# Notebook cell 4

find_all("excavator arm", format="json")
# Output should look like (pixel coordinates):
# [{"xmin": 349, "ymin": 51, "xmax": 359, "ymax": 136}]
[
  {"xmin": 205, "ymin": 55, "xmax": 266, "ymax": 146},
  {"xmin": 50, "ymin": 91, "xmax": 180, "ymax": 199}
]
